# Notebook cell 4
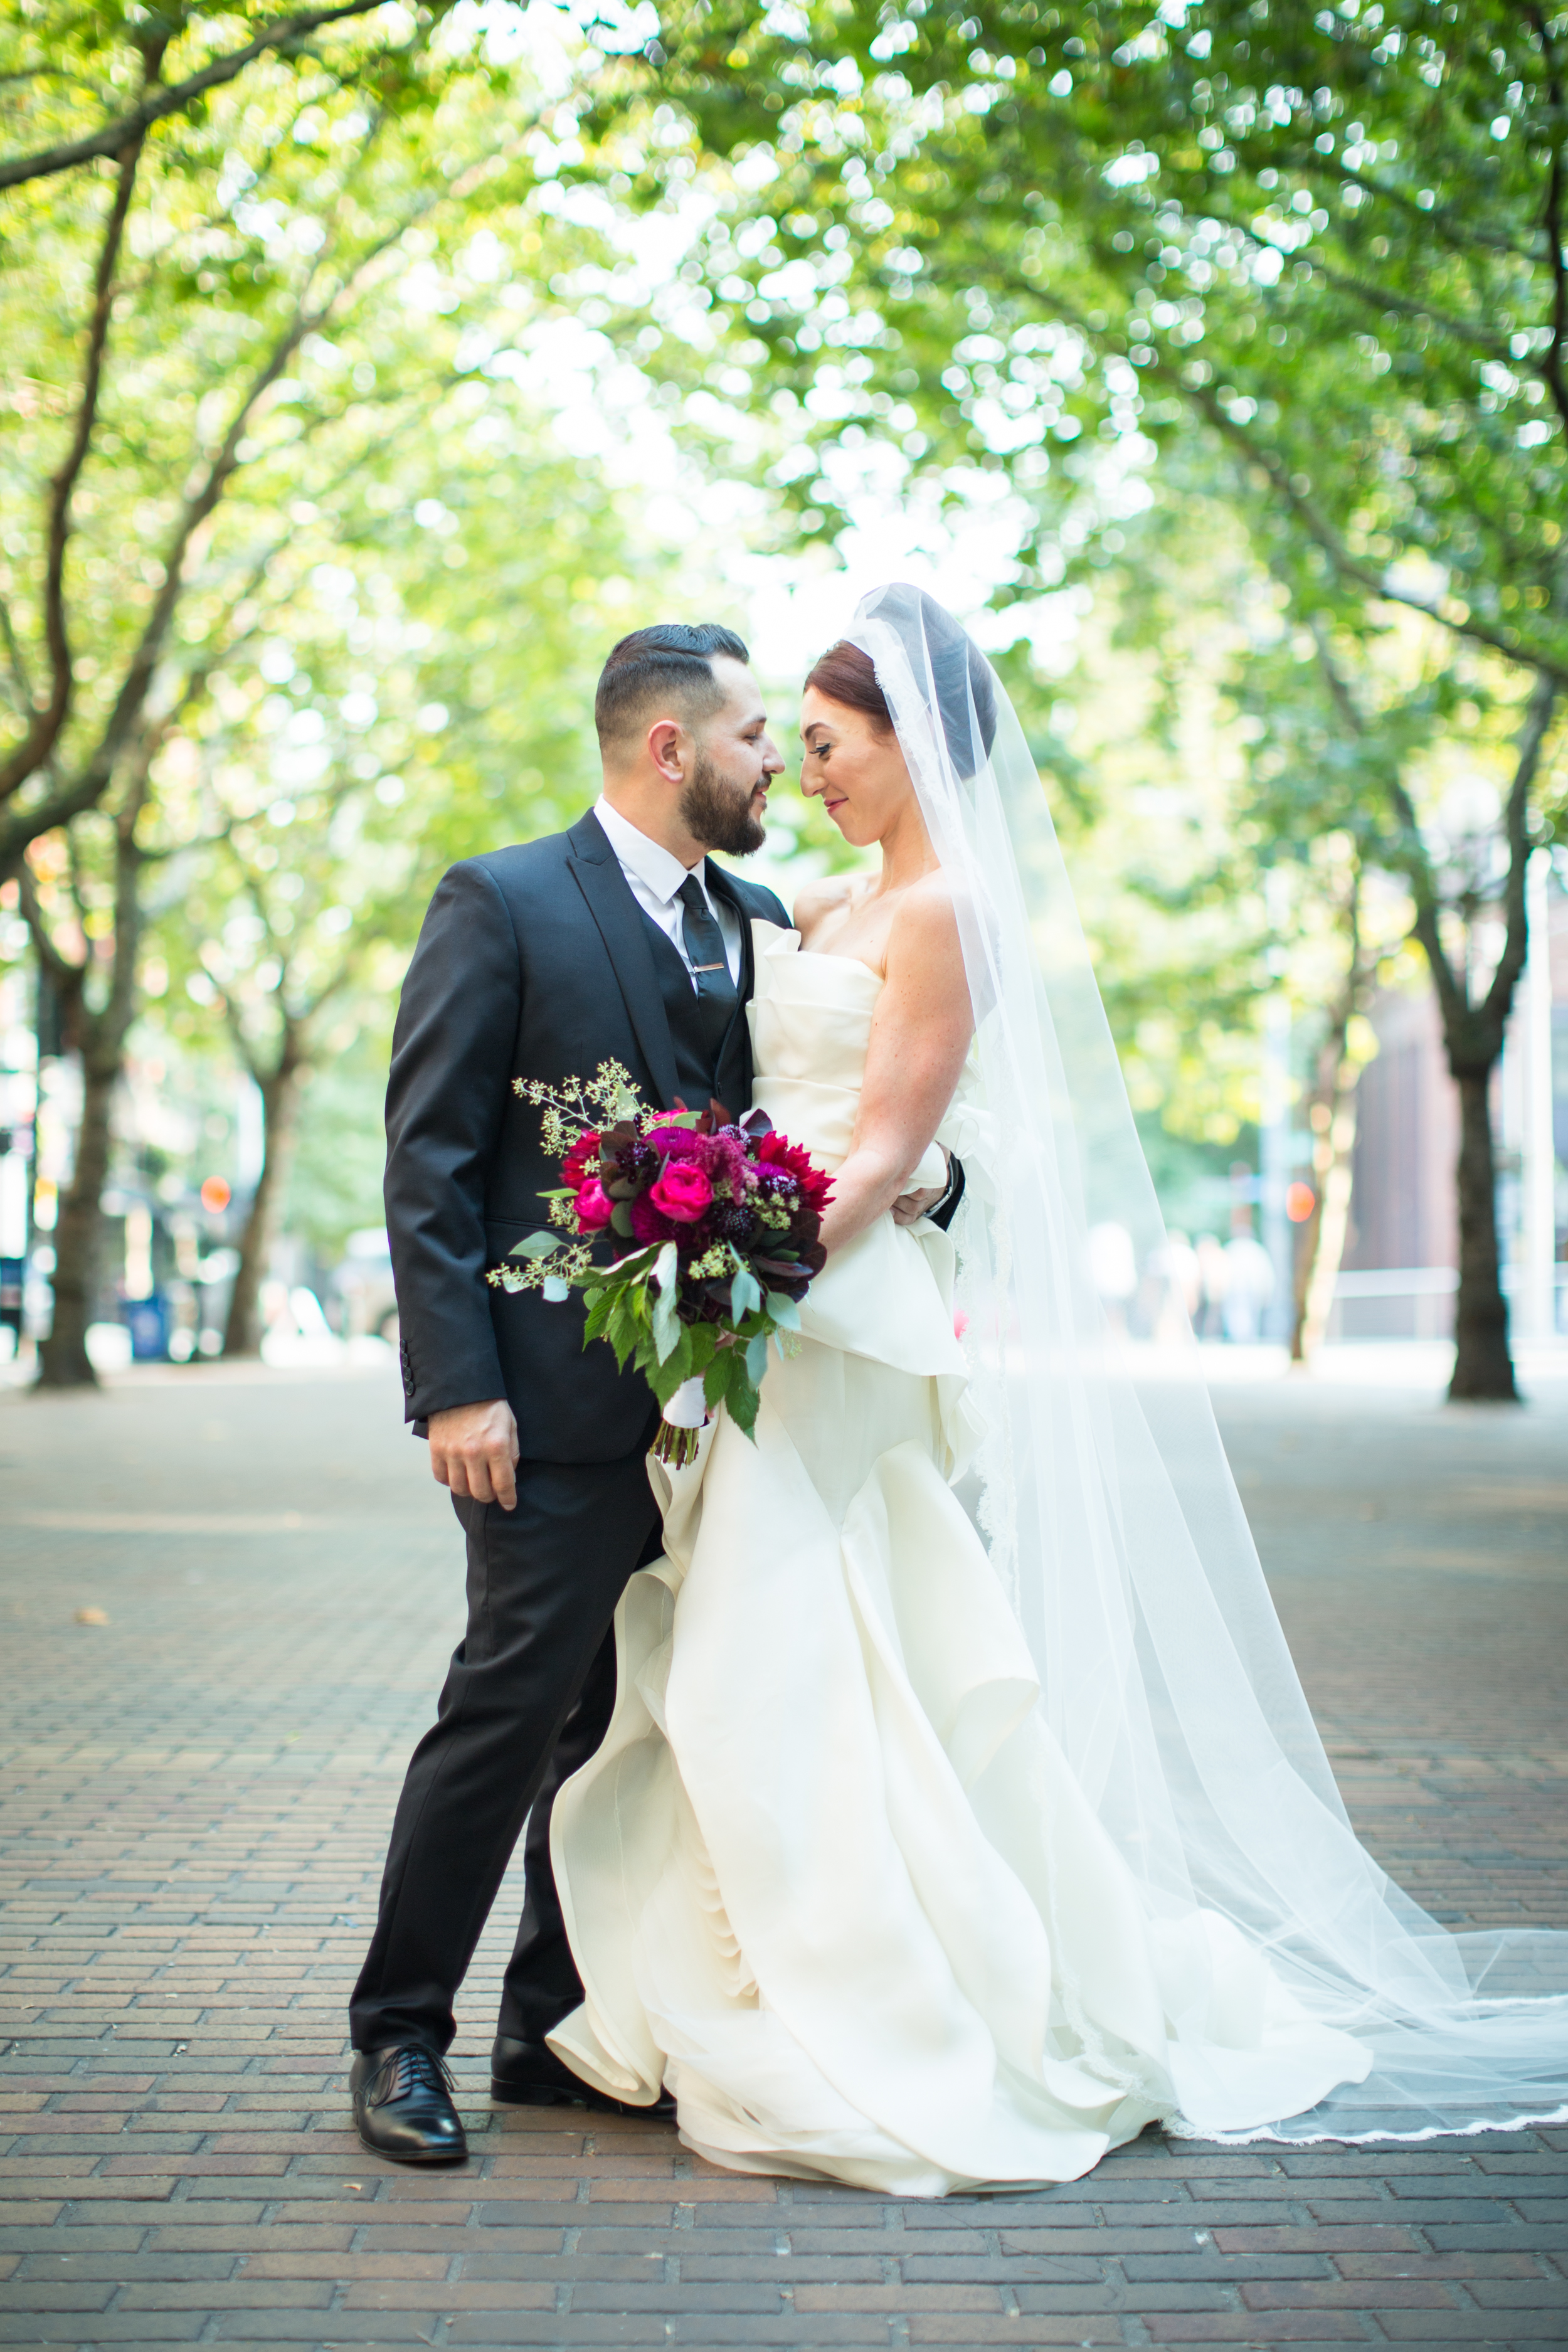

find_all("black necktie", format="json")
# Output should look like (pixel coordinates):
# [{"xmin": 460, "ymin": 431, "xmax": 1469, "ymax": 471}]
[{"xmin": 677, "ymin": 874, "xmax": 738, "ymax": 1044}]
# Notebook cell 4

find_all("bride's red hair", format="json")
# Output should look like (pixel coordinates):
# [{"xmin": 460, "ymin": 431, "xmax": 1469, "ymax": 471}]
[{"xmin": 803, "ymin": 640, "xmax": 894, "ymax": 734}]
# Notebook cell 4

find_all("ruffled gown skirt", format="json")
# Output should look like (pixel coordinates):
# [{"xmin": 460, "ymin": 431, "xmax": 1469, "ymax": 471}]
[
  {"xmin": 547, "ymin": 924, "xmax": 1365, "ymax": 2191},
  {"xmin": 545, "ymin": 1205, "xmax": 1368, "ymax": 2195}
]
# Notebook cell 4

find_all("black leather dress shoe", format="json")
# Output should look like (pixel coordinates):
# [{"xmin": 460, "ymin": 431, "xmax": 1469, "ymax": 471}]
[
  {"xmin": 491, "ymin": 2033, "xmax": 674, "ymax": 2117},
  {"xmin": 351, "ymin": 2045, "xmax": 467, "ymax": 2163}
]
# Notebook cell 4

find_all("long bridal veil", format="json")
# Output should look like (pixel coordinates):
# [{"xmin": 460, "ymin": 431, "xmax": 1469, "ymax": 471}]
[{"xmin": 845, "ymin": 582, "xmax": 1568, "ymax": 2141}]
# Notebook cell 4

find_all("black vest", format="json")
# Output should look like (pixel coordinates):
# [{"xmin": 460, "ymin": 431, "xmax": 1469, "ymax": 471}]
[{"xmin": 636, "ymin": 908, "xmax": 751, "ymax": 1118}]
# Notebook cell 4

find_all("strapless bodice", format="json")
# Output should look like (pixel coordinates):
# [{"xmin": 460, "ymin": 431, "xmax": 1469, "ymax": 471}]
[
  {"xmin": 746, "ymin": 921, "xmax": 978, "ymax": 1192},
  {"xmin": 743, "ymin": 922, "xmax": 982, "ymax": 1473}
]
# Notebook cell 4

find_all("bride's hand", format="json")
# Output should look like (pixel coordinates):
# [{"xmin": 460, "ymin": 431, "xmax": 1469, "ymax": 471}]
[{"xmin": 891, "ymin": 1152, "xmax": 951, "ymax": 1227}]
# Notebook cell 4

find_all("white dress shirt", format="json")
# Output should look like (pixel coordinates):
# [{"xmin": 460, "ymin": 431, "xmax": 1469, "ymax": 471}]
[{"xmin": 593, "ymin": 796, "xmax": 742, "ymax": 989}]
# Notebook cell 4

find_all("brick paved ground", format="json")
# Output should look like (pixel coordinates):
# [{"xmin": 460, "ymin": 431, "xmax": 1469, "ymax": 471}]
[{"xmin": 2, "ymin": 1351, "xmax": 1566, "ymax": 2351}]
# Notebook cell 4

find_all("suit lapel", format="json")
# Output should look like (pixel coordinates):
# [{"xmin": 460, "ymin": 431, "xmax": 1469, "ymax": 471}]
[{"xmin": 566, "ymin": 812, "xmax": 681, "ymax": 1108}]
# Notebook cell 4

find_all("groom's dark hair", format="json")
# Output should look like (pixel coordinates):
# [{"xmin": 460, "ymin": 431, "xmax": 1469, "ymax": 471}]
[{"xmin": 595, "ymin": 622, "xmax": 751, "ymax": 751}]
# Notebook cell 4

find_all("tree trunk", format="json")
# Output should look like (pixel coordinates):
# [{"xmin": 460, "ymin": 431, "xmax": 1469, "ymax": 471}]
[
  {"xmin": 223, "ymin": 1057, "xmax": 304, "ymax": 1357},
  {"xmin": 36, "ymin": 1044, "xmax": 117, "ymax": 1387},
  {"xmin": 1291, "ymin": 1076, "xmax": 1362, "ymax": 1366},
  {"xmin": 1448, "ymin": 1064, "xmax": 1517, "ymax": 1402},
  {"xmin": 1288, "ymin": 879, "xmax": 1369, "ymax": 1369}
]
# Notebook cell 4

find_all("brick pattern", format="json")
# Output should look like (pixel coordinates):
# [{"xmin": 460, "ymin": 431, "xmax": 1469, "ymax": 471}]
[{"xmin": 2, "ymin": 1361, "xmax": 1565, "ymax": 2349}]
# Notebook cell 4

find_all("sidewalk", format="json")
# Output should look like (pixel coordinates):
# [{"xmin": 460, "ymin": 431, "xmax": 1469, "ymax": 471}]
[{"xmin": 1, "ymin": 1353, "xmax": 1565, "ymax": 2349}]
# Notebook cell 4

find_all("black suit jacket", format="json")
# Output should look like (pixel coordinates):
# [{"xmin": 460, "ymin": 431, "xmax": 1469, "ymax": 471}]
[{"xmin": 385, "ymin": 810, "xmax": 792, "ymax": 1463}]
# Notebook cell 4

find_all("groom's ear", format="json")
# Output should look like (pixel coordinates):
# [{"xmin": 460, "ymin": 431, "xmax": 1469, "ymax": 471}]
[{"xmin": 646, "ymin": 716, "xmax": 689, "ymax": 783}]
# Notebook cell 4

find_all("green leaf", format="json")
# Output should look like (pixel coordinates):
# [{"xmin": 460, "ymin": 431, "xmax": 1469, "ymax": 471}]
[
  {"xmin": 729, "ymin": 1264, "xmax": 763, "ymax": 1322},
  {"xmin": 507, "ymin": 1230, "xmax": 559, "ymax": 1260},
  {"xmin": 583, "ymin": 1288, "xmax": 617, "ymax": 1346},
  {"xmin": 601, "ymin": 1295, "xmax": 642, "ymax": 1369},
  {"xmin": 724, "ymin": 1366, "xmax": 761, "ymax": 1443},
  {"xmin": 765, "ymin": 1290, "xmax": 801, "ymax": 1332},
  {"xmin": 610, "ymin": 1202, "xmax": 634, "ymax": 1239},
  {"xmin": 667, "ymin": 1321, "xmax": 694, "ymax": 1389},
  {"xmin": 744, "ymin": 1330, "xmax": 770, "ymax": 1387}
]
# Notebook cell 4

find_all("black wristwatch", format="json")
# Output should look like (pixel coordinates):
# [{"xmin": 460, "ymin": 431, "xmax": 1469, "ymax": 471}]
[{"xmin": 929, "ymin": 1152, "xmax": 966, "ymax": 1232}]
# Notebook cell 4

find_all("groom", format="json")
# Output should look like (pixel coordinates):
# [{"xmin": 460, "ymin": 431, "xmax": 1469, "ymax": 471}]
[{"xmin": 349, "ymin": 622, "xmax": 960, "ymax": 2164}]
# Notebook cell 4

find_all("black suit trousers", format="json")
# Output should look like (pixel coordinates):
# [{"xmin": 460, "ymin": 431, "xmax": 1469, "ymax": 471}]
[{"xmin": 349, "ymin": 1425, "xmax": 662, "ymax": 2056}]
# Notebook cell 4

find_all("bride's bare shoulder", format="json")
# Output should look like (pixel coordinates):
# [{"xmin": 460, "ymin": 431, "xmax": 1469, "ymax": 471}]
[
  {"xmin": 792, "ymin": 873, "xmax": 854, "ymax": 941},
  {"xmin": 884, "ymin": 872, "xmax": 969, "ymax": 1017},
  {"xmin": 889, "ymin": 869, "xmax": 963, "ymax": 955}
]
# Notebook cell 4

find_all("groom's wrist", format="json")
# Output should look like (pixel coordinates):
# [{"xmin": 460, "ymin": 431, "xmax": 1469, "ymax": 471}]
[{"xmin": 929, "ymin": 1152, "xmax": 965, "ymax": 1231}]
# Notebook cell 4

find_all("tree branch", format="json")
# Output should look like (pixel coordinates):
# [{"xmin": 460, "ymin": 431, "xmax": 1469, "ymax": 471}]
[
  {"xmin": 0, "ymin": 764, "xmax": 130, "ymax": 886},
  {"xmin": 1184, "ymin": 374, "xmax": 1568, "ymax": 682},
  {"xmin": 0, "ymin": 128, "xmax": 141, "ymax": 801},
  {"xmin": 1284, "ymin": 253, "xmax": 1513, "ymax": 363},
  {"xmin": 1297, "ymin": 154, "xmax": 1534, "ymax": 262},
  {"xmin": 0, "ymin": 591, "xmax": 33, "ymax": 714},
  {"xmin": 0, "ymin": 0, "xmax": 396, "ymax": 192},
  {"xmin": 1303, "ymin": 613, "xmax": 1468, "ymax": 1025},
  {"xmin": 16, "ymin": 858, "xmax": 86, "ymax": 995},
  {"xmin": 104, "ymin": 763, "xmax": 154, "ymax": 1037},
  {"xmin": 0, "ymin": 115, "xmax": 527, "ymax": 881},
  {"xmin": 975, "ymin": 263, "xmax": 1568, "ymax": 684},
  {"xmin": 1481, "ymin": 669, "xmax": 1557, "ymax": 1030},
  {"xmin": 20, "ymin": 276, "xmax": 328, "ymax": 850}
]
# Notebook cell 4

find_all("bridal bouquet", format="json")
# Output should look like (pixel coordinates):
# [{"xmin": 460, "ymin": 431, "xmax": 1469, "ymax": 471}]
[{"xmin": 487, "ymin": 1061, "xmax": 832, "ymax": 1465}]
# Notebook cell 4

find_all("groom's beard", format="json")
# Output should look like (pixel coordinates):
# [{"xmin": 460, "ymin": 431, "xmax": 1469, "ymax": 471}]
[{"xmin": 681, "ymin": 748, "xmax": 767, "ymax": 857}]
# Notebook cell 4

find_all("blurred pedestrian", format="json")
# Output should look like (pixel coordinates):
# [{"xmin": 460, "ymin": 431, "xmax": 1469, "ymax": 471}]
[
  {"xmin": 1089, "ymin": 1219, "xmax": 1138, "ymax": 1334},
  {"xmin": 1195, "ymin": 1234, "xmax": 1228, "ymax": 1339},
  {"xmin": 1147, "ymin": 1229, "xmax": 1201, "ymax": 1344},
  {"xmin": 1222, "ymin": 1208, "xmax": 1276, "ymax": 1344}
]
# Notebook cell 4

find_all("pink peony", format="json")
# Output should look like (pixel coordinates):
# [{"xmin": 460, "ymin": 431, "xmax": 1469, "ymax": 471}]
[
  {"xmin": 650, "ymin": 1160, "xmax": 713, "ymax": 1222},
  {"xmin": 574, "ymin": 1179, "xmax": 615, "ymax": 1232}
]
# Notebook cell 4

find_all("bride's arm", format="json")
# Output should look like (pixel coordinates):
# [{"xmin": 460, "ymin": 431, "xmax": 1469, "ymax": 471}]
[{"xmin": 816, "ymin": 877, "xmax": 973, "ymax": 1256}]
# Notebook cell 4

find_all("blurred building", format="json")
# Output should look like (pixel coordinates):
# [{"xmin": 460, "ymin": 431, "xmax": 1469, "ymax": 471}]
[{"xmin": 1332, "ymin": 866, "xmax": 1567, "ymax": 1342}]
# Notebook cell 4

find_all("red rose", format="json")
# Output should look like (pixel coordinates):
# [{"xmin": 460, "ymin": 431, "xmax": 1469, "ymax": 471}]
[
  {"xmin": 650, "ymin": 1161, "xmax": 713, "ymax": 1222},
  {"xmin": 575, "ymin": 1179, "xmax": 615, "ymax": 1231},
  {"xmin": 561, "ymin": 1130, "xmax": 601, "ymax": 1189}
]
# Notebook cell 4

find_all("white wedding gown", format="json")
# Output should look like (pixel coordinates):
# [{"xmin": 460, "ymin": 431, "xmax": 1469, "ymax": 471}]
[{"xmin": 546, "ymin": 923, "xmax": 1369, "ymax": 2195}]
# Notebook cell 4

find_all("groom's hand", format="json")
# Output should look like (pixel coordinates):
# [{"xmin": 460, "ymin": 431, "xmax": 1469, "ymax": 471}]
[
  {"xmin": 428, "ymin": 1399, "xmax": 520, "ymax": 1512},
  {"xmin": 892, "ymin": 1149, "xmax": 952, "ymax": 1227}
]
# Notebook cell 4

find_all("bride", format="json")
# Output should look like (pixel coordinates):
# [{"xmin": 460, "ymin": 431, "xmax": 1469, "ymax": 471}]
[{"xmin": 542, "ymin": 585, "xmax": 1568, "ymax": 2195}]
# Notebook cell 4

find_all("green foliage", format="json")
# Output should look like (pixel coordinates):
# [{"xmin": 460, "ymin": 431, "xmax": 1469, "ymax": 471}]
[
  {"xmin": 570, "ymin": 0, "xmax": 1564, "ymax": 1234},
  {"xmin": 3, "ymin": 1, "xmax": 740, "ymax": 1292},
  {"xmin": 553, "ymin": 1242, "xmax": 781, "ymax": 1439},
  {"xmin": 280, "ymin": 1024, "xmax": 389, "ymax": 1254},
  {"xmin": 623, "ymin": 1, "xmax": 1566, "ymax": 671}
]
